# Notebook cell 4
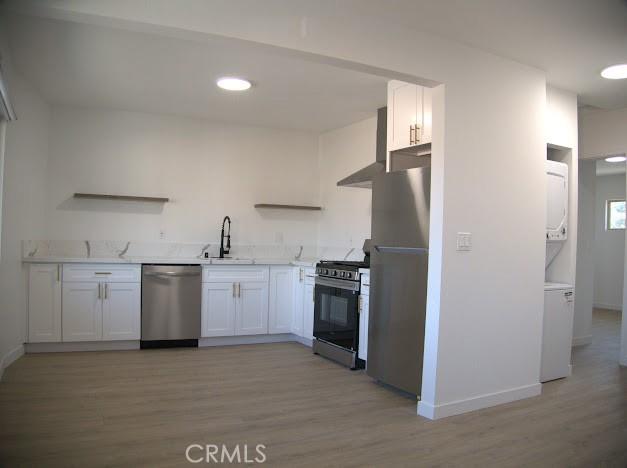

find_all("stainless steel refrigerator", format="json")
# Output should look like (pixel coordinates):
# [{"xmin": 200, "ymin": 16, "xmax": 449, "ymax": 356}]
[{"xmin": 367, "ymin": 167, "xmax": 430, "ymax": 396}]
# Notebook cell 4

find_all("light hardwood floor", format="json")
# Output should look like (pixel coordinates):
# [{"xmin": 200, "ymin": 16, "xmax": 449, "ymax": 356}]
[{"xmin": 1, "ymin": 309, "xmax": 626, "ymax": 467}]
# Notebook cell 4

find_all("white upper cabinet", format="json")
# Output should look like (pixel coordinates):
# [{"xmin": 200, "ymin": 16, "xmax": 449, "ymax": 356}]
[
  {"xmin": 422, "ymin": 87, "xmax": 433, "ymax": 144},
  {"xmin": 62, "ymin": 282, "xmax": 102, "ymax": 342},
  {"xmin": 28, "ymin": 264, "xmax": 62, "ymax": 343},
  {"xmin": 202, "ymin": 282, "xmax": 236, "ymax": 337},
  {"xmin": 268, "ymin": 266, "xmax": 295, "ymax": 334},
  {"xmin": 387, "ymin": 80, "xmax": 432, "ymax": 153},
  {"xmin": 236, "ymin": 281, "xmax": 269, "ymax": 336},
  {"xmin": 102, "ymin": 282, "xmax": 141, "ymax": 341}
]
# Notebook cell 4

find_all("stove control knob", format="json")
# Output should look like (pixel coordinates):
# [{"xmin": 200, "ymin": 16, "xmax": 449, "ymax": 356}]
[
  {"xmin": 323, "ymin": 269, "xmax": 329, "ymax": 275},
  {"xmin": 346, "ymin": 272, "xmax": 353, "ymax": 279},
  {"xmin": 340, "ymin": 271, "xmax": 345, "ymax": 278},
  {"xmin": 331, "ymin": 270, "xmax": 338, "ymax": 276}
]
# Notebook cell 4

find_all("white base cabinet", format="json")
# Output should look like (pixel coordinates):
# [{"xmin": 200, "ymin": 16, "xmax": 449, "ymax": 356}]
[
  {"xmin": 29, "ymin": 264, "xmax": 142, "ymax": 344},
  {"xmin": 202, "ymin": 282, "xmax": 236, "ymax": 337},
  {"xmin": 303, "ymin": 274, "xmax": 315, "ymax": 341},
  {"xmin": 358, "ymin": 273, "xmax": 370, "ymax": 362},
  {"xmin": 237, "ymin": 281, "xmax": 269, "ymax": 335},
  {"xmin": 62, "ymin": 282, "xmax": 102, "ymax": 342},
  {"xmin": 269, "ymin": 266, "xmax": 295, "ymax": 334},
  {"xmin": 201, "ymin": 267, "xmax": 269, "ymax": 337},
  {"xmin": 541, "ymin": 286, "xmax": 574, "ymax": 382},
  {"xmin": 29, "ymin": 262, "xmax": 318, "ymax": 347},
  {"xmin": 28, "ymin": 264, "xmax": 62, "ymax": 343},
  {"xmin": 102, "ymin": 283, "xmax": 141, "ymax": 341},
  {"xmin": 63, "ymin": 280, "xmax": 141, "ymax": 342},
  {"xmin": 292, "ymin": 267, "xmax": 315, "ymax": 341}
]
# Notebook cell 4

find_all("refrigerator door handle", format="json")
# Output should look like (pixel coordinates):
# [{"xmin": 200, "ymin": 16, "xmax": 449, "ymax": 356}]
[{"xmin": 374, "ymin": 246, "xmax": 429, "ymax": 255}]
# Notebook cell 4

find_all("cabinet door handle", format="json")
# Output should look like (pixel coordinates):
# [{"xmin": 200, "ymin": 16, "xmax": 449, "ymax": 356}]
[
  {"xmin": 57, "ymin": 264, "xmax": 61, "ymax": 282},
  {"xmin": 299, "ymin": 268, "xmax": 304, "ymax": 282},
  {"xmin": 233, "ymin": 283, "xmax": 236, "ymax": 298},
  {"xmin": 409, "ymin": 124, "xmax": 415, "ymax": 145},
  {"xmin": 97, "ymin": 283, "xmax": 102, "ymax": 299},
  {"xmin": 414, "ymin": 124, "xmax": 421, "ymax": 143},
  {"xmin": 104, "ymin": 283, "xmax": 109, "ymax": 300},
  {"xmin": 237, "ymin": 282, "xmax": 241, "ymax": 298}
]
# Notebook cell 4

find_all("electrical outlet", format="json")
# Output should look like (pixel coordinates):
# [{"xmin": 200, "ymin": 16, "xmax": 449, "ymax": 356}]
[
  {"xmin": 457, "ymin": 232, "xmax": 472, "ymax": 251},
  {"xmin": 159, "ymin": 230, "xmax": 166, "ymax": 240}
]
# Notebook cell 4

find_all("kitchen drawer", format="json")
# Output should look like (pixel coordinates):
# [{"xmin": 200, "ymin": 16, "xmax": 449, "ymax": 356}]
[
  {"xmin": 202, "ymin": 266, "xmax": 269, "ymax": 283},
  {"xmin": 62, "ymin": 264, "xmax": 141, "ymax": 283}
]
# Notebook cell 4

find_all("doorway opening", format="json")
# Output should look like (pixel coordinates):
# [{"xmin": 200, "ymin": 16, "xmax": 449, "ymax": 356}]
[{"xmin": 576, "ymin": 157, "xmax": 625, "ymax": 364}]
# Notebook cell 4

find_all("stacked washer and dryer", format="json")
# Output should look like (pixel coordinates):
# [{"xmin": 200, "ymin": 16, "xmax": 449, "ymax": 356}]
[{"xmin": 542, "ymin": 160, "xmax": 574, "ymax": 382}]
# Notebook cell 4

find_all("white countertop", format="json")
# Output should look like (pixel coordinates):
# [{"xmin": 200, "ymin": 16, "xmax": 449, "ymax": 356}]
[{"xmin": 22, "ymin": 256, "xmax": 319, "ymax": 268}]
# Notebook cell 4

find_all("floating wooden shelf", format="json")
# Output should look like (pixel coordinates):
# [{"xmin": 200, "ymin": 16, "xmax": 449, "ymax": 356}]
[
  {"xmin": 74, "ymin": 193, "xmax": 169, "ymax": 203},
  {"xmin": 254, "ymin": 203, "xmax": 322, "ymax": 211}
]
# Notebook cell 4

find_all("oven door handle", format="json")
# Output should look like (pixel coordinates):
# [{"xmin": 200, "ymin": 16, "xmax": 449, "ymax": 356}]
[{"xmin": 315, "ymin": 276, "xmax": 360, "ymax": 292}]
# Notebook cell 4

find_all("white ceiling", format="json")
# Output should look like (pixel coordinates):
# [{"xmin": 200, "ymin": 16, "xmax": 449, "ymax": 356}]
[
  {"xmin": 303, "ymin": 0, "xmax": 627, "ymax": 109},
  {"xmin": 597, "ymin": 159, "xmax": 627, "ymax": 176},
  {"xmin": 3, "ymin": 14, "xmax": 387, "ymax": 132}
]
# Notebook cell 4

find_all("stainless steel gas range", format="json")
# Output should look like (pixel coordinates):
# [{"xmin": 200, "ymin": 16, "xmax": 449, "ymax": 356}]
[{"xmin": 312, "ymin": 260, "xmax": 368, "ymax": 370}]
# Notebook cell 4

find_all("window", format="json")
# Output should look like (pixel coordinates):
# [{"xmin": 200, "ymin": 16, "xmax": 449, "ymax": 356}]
[{"xmin": 606, "ymin": 199, "xmax": 626, "ymax": 230}]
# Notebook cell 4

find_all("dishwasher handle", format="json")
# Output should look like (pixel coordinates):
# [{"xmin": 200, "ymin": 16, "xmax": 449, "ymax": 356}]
[{"xmin": 143, "ymin": 271, "xmax": 201, "ymax": 277}]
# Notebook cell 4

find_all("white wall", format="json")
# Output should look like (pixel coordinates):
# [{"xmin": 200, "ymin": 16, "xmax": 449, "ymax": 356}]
[
  {"xmin": 7, "ymin": 1, "xmax": 550, "ymax": 417},
  {"xmin": 0, "ymin": 34, "xmax": 50, "ymax": 376},
  {"xmin": 317, "ymin": 116, "xmax": 375, "ymax": 249},
  {"xmin": 545, "ymin": 86, "xmax": 579, "ymax": 287},
  {"xmin": 574, "ymin": 160, "xmax": 595, "ymax": 345},
  {"xmin": 593, "ymin": 174, "xmax": 625, "ymax": 310},
  {"xmin": 580, "ymin": 107, "xmax": 627, "ymax": 160},
  {"xmin": 45, "ymin": 107, "xmax": 320, "ymax": 246}
]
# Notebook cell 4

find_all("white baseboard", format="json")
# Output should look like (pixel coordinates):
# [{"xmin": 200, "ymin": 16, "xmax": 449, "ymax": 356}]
[
  {"xmin": 199, "ymin": 333, "xmax": 311, "ymax": 348},
  {"xmin": 593, "ymin": 303, "xmax": 622, "ymax": 311},
  {"xmin": 25, "ymin": 341, "xmax": 140, "ymax": 353},
  {"xmin": 572, "ymin": 335, "xmax": 592, "ymax": 347},
  {"xmin": 24, "ymin": 336, "xmax": 312, "ymax": 353},
  {"xmin": 417, "ymin": 382, "xmax": 542, "ymax": 420},
  {"xmin": 0, "ymin": 344, "xmax": 25, "ymax": 381}
]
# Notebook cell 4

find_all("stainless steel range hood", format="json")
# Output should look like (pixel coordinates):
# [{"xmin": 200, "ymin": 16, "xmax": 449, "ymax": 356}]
[{"xmin": 337, "ymin": 107, "xmax": 387, "ymax": 188}]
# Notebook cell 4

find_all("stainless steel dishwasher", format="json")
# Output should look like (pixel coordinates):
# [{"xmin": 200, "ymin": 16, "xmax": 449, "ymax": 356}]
[{"xmin": 141, "ymin": 264, "xmax": 201, "ymax": 347}]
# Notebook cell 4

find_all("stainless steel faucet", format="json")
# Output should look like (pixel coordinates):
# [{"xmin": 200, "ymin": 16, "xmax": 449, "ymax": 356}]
[{"xmin": 219, "ymin": 216, "xmax": 231, "ymax": 258}]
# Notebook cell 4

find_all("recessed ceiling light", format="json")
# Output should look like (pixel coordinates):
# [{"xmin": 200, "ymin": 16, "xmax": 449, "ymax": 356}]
[
  {"xmin": 605, "ymin": 155, "xmax": 626, "ymax": 163},
  {"xmin": 600, "ymin": 64, "xmax": 627, "ymax": 80},
  {"xmin": 216, "ymin": 77, "xmax": 252, "ymax": 91}
]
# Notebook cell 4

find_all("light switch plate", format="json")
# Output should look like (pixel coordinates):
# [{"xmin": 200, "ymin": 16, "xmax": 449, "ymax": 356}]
[{"xmin": 457, "ymin": 232, "xmax": 472, "ymax": 251}]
